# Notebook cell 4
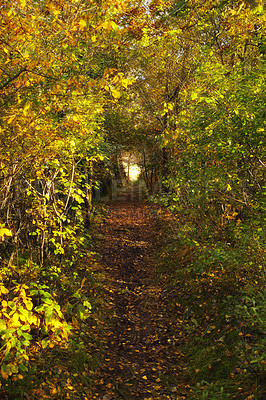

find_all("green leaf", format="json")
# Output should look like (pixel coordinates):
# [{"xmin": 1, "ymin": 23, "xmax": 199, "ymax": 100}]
[
  {"xmin": 0, "ymin": 319, "xmax": 7, "ymax": 333},
  {"xmin": 77, "ymin": 304, "xmax": 85, "ymax": 320},
  {"xmin": 83, "ymin": 300, "xmax": 92, "ymax": 310},
  {"xmin": 169, "ymin": 1, "xmax": 187, "ymax": 16},
  {"xmin": 22, "ymin": 332, "xmax": 32, "ymax": 341}
]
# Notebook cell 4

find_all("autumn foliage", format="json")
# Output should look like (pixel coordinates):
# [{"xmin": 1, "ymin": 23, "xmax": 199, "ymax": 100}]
[{"xmin": 0, "ymin": 0, "xmax": 265, "ymax": 398}]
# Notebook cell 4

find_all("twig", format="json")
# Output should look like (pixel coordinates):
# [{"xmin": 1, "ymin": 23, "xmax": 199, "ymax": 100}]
[{"xmin": 217, "ymin": 191, "xmax": 248, "ymax": 205}]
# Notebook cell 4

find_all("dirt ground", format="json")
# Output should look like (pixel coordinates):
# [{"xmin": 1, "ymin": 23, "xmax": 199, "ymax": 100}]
[{"xmin": 90, "ymin": 201, "xmax": 190, "ymax": 400}]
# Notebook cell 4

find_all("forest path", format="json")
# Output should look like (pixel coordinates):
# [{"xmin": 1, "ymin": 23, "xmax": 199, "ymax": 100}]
[{"xmin": 90, "ymin": 201, "xmax": 189, "ymax": 400}]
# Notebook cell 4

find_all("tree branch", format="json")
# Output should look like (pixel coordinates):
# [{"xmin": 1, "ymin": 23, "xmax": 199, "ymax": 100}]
[{"xmin": 0, "ymin": 67, "xmax": 27, "ymax": 91}]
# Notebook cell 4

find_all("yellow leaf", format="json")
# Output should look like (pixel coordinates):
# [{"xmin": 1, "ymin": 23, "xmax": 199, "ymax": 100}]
[
  {"xmin": 110, "ymin": 21, "xmax": 118, "ymax": 30},
  {"xmin": 29, "ymin": 315, "xmax": 39, "ymax": 326},
  {"xmin": 23, "ymin": 102, "xmax": 31, "ymax": 116},
  {"xmin": 36, "ymin": 170, "xmax": 43, "ymax": 178},
  {"xmin": 0, "ymin": 226, "xmax": 12, "ymax": 239},
  {"xmin": 1, "ymin": 300, "xmax": 8, "ymax": 309},
  {"xmin": 112, "ymin": 74, "xmax": 120, "ymax": 84},
  {"xmin": 92, "ymin": 35, "xmax": 97, "ymax": 42},
  {"xmin": 80, "ymin": 277, "xmax": 86, "ymax": 289},
  {"xmin": 7, "ymin": 114, "xmax": 15, "ymax": 124},
  {"xmin": 101, "ymin": 20, "xmax": 118, "ymax": 30},
  {"xmin": 20, "ymin": 0, "xmax": 26, "ymax": 8},
  {"xmin": 41, "ymin": 338, "xmax": 48, "ymax": 349},
  {"xmin": 142, "ymin": 375, "xmax": 148, "ymax": 380},
  {"xmin": 11, "ymin": 312, "xmax": 20, "ymax": 327},
  {"xmin": 111, "ymin": 88, "xmax": 121, "ymax": 99},
  {"xmin": 0, "ymin": 285, "xmax": 9, "ymax": 295},
  {"xmin": 25, "ymin": 300, "xmax": 33, "ymax": 311},
  {"xmin": 122, "ymin": 78, "xmax": 131, "ymax": 88},
  {"xmin": 79, "ymin": 20, "xmax": 87, "ymax": 28}
]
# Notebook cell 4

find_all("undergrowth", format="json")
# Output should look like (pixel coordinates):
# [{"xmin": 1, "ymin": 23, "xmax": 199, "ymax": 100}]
[
  {"xmin": 155, "ymin": 201, "xmax": 265, "ymax": 400},
  {"xmin": 0, "ymin": 226, "xmax": 106, "ymax": 399}
]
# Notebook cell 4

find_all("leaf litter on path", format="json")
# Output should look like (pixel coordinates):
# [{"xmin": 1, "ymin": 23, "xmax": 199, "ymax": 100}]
[{"xmin": 90, "ymin": 201, "xmax": 191, "ymax": 400}]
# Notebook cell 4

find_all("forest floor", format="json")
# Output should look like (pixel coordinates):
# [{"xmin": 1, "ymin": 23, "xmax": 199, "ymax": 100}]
[
  {"xmin": 4, "ymin": 197, "xmax": 264, "ymax": 399},
  {"xmin": 88, "ymin": 200, "xmax": 191, "ymax": 400}
]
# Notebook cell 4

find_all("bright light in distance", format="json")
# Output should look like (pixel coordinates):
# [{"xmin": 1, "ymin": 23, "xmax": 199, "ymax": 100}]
[{"xmin": 128, "ymin": 164, "xmax": 141, "ymax": 181}]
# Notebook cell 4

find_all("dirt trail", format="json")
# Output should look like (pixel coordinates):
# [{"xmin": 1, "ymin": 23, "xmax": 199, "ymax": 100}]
[{"xmin": 91, "ymin": 201, "xmax": 189, "ymax": 400}]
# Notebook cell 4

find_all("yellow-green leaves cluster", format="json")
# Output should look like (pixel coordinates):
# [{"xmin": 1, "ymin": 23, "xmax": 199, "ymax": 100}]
[
  {"xmin": 0, "ymin": 284, "xmax": 70, "ymax": 379},
  {"xmin": 0, "ymin": 225, "xmax": 12, "ymax": 241},
  {"xmin": 0, "ymin": 0, "xmax": 134, "ymax": 381}
]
